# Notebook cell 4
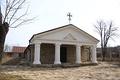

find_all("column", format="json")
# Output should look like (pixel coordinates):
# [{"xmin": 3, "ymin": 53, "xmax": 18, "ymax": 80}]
[
  {"xmin": 54, "ymin": 43, "xmax": 61, "ymax": 64},
  {"xmin": 91, "ymin": 45, "xmax": 98, "ymax": 63},
  {"xmin": 33, "ymin": 43, "xmax": 41, "ymax": 64},
  {"xmin": 75, "ymin": 44, "xmax": 82, "ymax": 63}
]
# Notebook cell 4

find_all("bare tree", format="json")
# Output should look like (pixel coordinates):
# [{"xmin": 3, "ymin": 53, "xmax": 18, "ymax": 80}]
[
  {"xmin": 94, "ymin": 20, "xmax": 118, "ymax": 61},
  {"xmin": 0, "ymin": 0, "xmax": 35, "ymax": 64}
]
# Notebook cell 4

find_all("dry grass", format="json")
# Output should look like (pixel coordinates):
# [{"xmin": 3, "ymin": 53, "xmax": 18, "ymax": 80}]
[
  {"xmin": 1, "ymin": 55, "xmax": 20, "ymax": 65},
  {"xmin": 0, "ymin": 73, "xmax": 22, "ymax": 80},
  {"xmin": 0, "ymin": 55, "xmax": 22, "ymax": 80},
  {"xmin": 1, "ymin": 61, "xmax": 120, "ymax": 80},
  {"xmin": 2, "ymin": 55, "xmax": 13, "ymax": 63}
]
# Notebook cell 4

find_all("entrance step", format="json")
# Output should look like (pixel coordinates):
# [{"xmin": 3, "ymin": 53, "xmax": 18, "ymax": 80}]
[
  {"xmin": 30, "ymin": 62, "xmax": 98, "ymax": 68},
  {"xmin": 62, "ymin": 63, "xmax": 81, "ymax": 68}
]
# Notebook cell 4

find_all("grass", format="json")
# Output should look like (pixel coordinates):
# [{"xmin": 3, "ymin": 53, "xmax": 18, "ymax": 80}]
[
  {"xmin": 1, "ymin": 55, "xmax": 119, "ymax": 80},
  {"xmin": 0, "ymin": 56, "xmax": 23, "ymax": 80},
  {"xmin": 1, "ymin": 55, "xmax": 20, "ymax": 65},
  {"xmin": 0, "ymin": 73, "xmax": 22, "ymax": 80}
]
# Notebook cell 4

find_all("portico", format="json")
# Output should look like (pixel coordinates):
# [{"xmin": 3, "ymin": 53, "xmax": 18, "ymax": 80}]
[
  {"xmin": 32, "ymin": 42, "xmax": 97, "ymax": 65},
  {"xmin": 28, "ymin": 24, "xmax": 99, "ymax": 65}
]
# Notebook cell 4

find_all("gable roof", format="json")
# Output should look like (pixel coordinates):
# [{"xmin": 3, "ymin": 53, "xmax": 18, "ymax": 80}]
[
  {"xmin": 12, "ymin": 46, "xmax": 26, "ymax": 53},
  {"xmin": 29, "ymin": 24, "xmax": 99, "ymax": 42}
]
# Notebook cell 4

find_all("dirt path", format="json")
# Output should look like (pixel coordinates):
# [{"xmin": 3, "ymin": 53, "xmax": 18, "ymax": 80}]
[{"xmin": 1, "ymin": 61, "xmax": 120, "ymax": 80}]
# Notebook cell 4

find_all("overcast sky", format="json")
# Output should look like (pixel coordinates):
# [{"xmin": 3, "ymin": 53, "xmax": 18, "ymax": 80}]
[{"xmin": 4, "ymin": 0, "xmax": 120, "ymax": 47}]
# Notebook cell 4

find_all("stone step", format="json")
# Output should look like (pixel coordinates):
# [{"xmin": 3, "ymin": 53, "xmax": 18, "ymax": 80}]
[
  {"xmin": 62, "ymin": 63, "xmax": 81, "ymax": 68},
  {"xmin": 30, "ymin": 63, "xmax": 98, "ymax": 68}
]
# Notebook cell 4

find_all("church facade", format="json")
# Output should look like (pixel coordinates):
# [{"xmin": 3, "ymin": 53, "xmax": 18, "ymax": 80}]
[{"xmin": 24, "ymin": 24, "xmax": 99, "ymax": 65}]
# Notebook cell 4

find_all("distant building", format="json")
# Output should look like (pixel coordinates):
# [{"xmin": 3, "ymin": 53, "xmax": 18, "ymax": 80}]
[
  {"xmin": 97, "ymin": 46, "xmax": 120, "ymax": 61},
  {"xmin": 5, "ymin": 46, "xmax": 26, "ymax": 58},
  {"xmin": 2, "ymin": 46, "xmax": 26, "ymax": 64},
  {"xmin": 12, "ymin": 46, "xmax": 26, "ymax": 58}
]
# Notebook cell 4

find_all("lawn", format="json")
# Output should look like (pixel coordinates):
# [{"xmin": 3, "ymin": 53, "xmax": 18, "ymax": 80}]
[
  {"xmin": 0, "ymin": 73, "xmax": 22, "ymax": 80},
  {"xmin": 0, "ymin": 61, "xmax": 120, "ymax": 80}
]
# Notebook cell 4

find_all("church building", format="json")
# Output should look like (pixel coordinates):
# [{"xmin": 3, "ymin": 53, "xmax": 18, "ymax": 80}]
[{"xmin": 24, "ymin": 24, "xmax": 99, "ymax": 66}]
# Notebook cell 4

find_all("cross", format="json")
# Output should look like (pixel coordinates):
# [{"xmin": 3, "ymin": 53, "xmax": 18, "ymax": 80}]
[{"xmin": 67, "ymin": 12, "xmax": 72, "ymax": 24}]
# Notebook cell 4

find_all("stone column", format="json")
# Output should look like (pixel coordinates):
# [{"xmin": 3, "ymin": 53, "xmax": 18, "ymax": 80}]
[
  {"xmin": 54, "ymin": 43, "xmax": 61, "ymax": 64},
  {"xmin": 33, "ymin": 43, "xmax": 41, "ymax": 64},
  {"xmin": 75, "ymin": 44, "xmax": 82, "ymax": 63},
  {"xmin": 91, "ymin": 45, "xmax": 98, "ymax": 63}
]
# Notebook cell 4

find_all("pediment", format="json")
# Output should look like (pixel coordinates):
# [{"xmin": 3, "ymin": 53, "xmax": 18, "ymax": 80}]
[
  {"xmin": 30, "ymin": 24, "xmax": 99, "ymax": 43},
  {"xmin": 63, "ymin": 33, "xmax": 76, "ymax": 40}
]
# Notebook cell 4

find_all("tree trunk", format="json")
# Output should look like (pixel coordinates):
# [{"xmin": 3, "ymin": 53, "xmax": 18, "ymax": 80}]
[
  {"xmin": 0, "ymin": 25, "xmax": 3, "ymax": 64},
  {"xmin": 102, "ymin": 48, "xmax": 106, "ymax": 61},
  {"xmin": 0, "ymin": 40, "xmax": 4, "ymax": 64},
  {"xmin": 102, "ymin": 51, "xmax": 106, "ymax": 61},
  {"xmin": 101, "ymin": 47, "xmax": 104, "ymax": 61},
  {"xmin": 0, "ymin": 22, "xmax": 9, "ymax": 64}
]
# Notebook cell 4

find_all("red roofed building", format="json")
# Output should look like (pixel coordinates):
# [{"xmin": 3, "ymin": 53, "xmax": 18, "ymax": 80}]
[
  {"xmin": 11, "ymin": 46, "xmax": 26, "ymax": 58},
  {"xmin": 12, "ymin": 46, "xmax": 26, "ymax": 53}
]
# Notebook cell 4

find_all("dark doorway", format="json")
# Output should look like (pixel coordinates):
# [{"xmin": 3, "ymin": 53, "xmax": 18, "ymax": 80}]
[{"xmin": 60, "ymin": 47, "xmax": 67, "ymax": 62}]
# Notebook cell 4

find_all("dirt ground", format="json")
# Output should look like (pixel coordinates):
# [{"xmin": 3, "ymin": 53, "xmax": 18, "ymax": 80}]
[{"xmin": 1, "ymin": 61, "xmax": 120, "ymax": 80}]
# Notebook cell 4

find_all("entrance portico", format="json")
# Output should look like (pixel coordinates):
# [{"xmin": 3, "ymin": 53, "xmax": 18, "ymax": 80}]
[
  {"xmin": 29, "ymin": 24, "xmax": 99, "ymax": 65},
  {"xmin": 32, "ymin": 42, "xmax": 98, "ymax": 65}
]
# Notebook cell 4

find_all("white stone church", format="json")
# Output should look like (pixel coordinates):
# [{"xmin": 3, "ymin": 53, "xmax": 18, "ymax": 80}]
[{"xmin": 24, "ymin": 24, "xmax": 99, "ymax": 66}]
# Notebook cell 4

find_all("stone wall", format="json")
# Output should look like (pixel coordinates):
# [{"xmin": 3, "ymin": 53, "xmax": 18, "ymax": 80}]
[
  {"xmin": 40, "ymin": 44, "xmax": 76, "ymax": 64},
  {"xmin": 30, "ymin": 45, "xmax": 34, "ymax": 63},
  {"xmin": 40, "ymin": 44, "xmax": 55, "ymax": 64},
  {"xmin": 30, "ymin": 44, "xmax": 88, "ymax": 64},
  {"xmin": 81, "ymin": 46, "xmax": 88, "ymax": 62}
]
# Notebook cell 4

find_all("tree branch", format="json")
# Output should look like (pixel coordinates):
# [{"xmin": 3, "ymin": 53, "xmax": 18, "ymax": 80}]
[{"xmin": 2, "ymin": 0, "xmax": 34, "ymax": 28}]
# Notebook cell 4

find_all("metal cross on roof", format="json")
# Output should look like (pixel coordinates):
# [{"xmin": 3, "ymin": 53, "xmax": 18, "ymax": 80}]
[{"xmin": 67, "ymin": 12, "xmax": 72, "ymax": 24}]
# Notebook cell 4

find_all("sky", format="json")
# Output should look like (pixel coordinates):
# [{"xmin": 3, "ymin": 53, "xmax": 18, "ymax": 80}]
[{"xmin": 4, "ymin": 0, "xmax": 120, "ymax": 47}]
